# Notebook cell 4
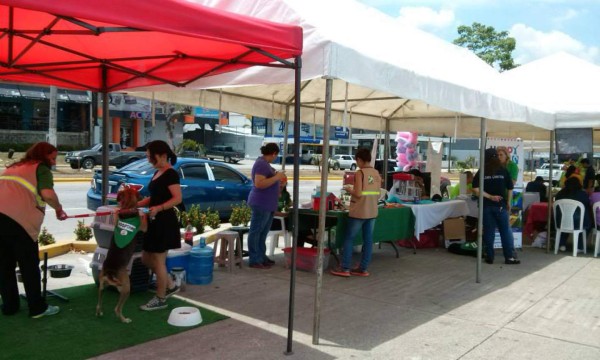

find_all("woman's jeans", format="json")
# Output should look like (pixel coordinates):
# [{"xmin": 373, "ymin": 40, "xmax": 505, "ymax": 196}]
[
  {"xmin": 341, "ymin": 217, "xmax": 376, "ymax": 271},
  {"xmin": 247, "ymin": 206, "xmax": 274, "ymax": 265},
  {"xmin": 482, "ymin": 206, "xmax": 515, "ymax": 261}
]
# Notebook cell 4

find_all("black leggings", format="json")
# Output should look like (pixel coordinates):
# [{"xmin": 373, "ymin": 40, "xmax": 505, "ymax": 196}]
[{"xmin": 0, "ymin": 213, "xmax": 47, "ymax": 316}]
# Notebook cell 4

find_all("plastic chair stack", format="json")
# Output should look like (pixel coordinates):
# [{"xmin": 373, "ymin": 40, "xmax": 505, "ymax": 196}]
[
  {"xmin": 592, "ymin": 202, "xmax": 600, "ymax": 258},
  {"xmin": 268, "ymin": 216, "xmax": 291, "ymax": 256},
  {"xmin": 553, "ymin": 199, "xmax": 587, "ymax": 257}
]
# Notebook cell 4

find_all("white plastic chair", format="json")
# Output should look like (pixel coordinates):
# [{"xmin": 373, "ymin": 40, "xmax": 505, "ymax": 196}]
[
  {"xmin": 553, "ymin": 199, "xmax": 587, "ymax": 256},
  {"xmin": 592, "ymin": 202, "xmax": 600, "ymax": 258},
  {"xmin": 268, "ymin": 216, "xmax": 291, "ymax": 256}
]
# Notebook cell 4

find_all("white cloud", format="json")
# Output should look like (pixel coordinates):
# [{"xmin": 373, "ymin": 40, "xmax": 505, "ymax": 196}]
[
  {"xmin": 396, "ymin": 6, "xmax": 455, "ymax": 30},
  {"xmin": 552, "ymin": 8, "xmax": 578, "ymax": 25},
  {"xmin": 510, "ymin": 23, "xmax": 599, "ymax": 64}
]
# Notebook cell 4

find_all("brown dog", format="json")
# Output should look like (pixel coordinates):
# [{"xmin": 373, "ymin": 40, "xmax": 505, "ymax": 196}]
[{"xmin": 96, "ymin": 187, "xmax": 146, "ymax": 323}]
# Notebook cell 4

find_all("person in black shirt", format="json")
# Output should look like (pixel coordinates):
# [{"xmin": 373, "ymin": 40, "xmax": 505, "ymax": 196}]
[
  {"xmin": 472, "ymin": 148, "xmax": 520, "ymax": 265},
  {"xmin": 525, "ymin": 176, "xmax": 548, "ymax": 202},
  {"xmin": 580, "ymin": 158, "xmax": 595, "ymax": 195},
  {"xmin": 137, "ymin": 140, "xmax": 182, "ymax": 311}
]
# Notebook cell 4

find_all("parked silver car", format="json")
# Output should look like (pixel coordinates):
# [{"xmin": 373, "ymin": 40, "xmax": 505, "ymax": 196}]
[{"xmin": 332, "ymin": 154, "xmax": 357, "ymax": 170}]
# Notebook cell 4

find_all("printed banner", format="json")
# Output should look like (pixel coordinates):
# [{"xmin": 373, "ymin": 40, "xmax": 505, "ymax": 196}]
[{"xmin": 486, "ymin": 137, "xmax": 524, "ymax": 187}]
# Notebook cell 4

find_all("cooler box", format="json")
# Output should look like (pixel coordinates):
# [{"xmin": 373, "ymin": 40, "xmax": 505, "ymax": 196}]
[
  {"xmin": 91, "ymin": 205, "xmax": 117, "ymax": 248},
  {"xmin": 283, "ymin": 247, "xmax": 330, "ymax": 272},
  {"xmin": 166, "ymin": 244, "xmax": 192, "ymax": 273}
]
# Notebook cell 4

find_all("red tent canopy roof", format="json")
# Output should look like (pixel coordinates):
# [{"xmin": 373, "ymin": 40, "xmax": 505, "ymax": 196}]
[{"xmin": 0, "ymin": 0, "xmax": 302, "ymax": 91}]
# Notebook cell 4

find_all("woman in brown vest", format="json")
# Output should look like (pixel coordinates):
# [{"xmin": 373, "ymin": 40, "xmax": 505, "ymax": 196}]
[
  {"xmin": 331, "ymin": 148, "xmax": 381, "ymax": 277},
  {"xmin": 0, "ymin": 142, "xmax": 68, "ymax": 318}
]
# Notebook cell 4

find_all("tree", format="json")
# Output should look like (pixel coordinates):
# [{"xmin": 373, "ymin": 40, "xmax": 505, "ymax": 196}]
[{"xmin": 453, "ymin": 22, "xmax": 518, "ymax": 72}]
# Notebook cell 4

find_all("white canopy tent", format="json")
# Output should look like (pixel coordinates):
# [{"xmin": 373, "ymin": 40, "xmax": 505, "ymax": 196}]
[
  {"xmin": 497, "ymin": 52, "xmax": 600, "ymax": 128},
  {"xmin": 131, "ymin": 0, "xmax": 554, "ymax": 138},
  {"xmin": 128, "ymin": 0, "xmax": 559, "ymax": 349}
]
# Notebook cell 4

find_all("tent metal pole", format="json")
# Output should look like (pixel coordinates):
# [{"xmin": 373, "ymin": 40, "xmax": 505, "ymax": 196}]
[
  {"xmin": 546, "ymin": 130, "xmax": 555, "ymax": 253},
  {"xmin": 312, "ymin": 77, "xmax": 333, "ymax": 346},
  {"xmin": 101, "ymin": 66, "xmax": 109, "ymax": 205},
  {"xmin": 285, "ymin": 56, "xmax": 302, "ymax": 356},
  {"xmin": 282, "ymin": 105, "xmax": 290, "ymax": 171},
  {"xmin": 383, "ymin": 118, "xmax": 390, "ymax": 189},
  {"xmin": 476, "ymin": 117, "xmax": 487, "ymax": 283}
]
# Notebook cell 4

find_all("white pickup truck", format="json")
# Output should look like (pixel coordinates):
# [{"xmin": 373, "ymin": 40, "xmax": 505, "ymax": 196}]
[{"xmin": 535, "ymin": 163, "xmax": 563, "ymax": 181}]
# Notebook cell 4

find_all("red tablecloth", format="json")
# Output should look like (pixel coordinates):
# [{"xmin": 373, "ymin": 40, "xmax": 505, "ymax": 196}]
[{"xmin": 524, "ymin": 202, "xmax": 549, "ymax": 236}]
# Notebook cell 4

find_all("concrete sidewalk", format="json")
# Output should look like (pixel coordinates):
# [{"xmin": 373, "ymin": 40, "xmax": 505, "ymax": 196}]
[{"xmin": 38, "ymin": 245, "xmax": 600, "ymax": 359}]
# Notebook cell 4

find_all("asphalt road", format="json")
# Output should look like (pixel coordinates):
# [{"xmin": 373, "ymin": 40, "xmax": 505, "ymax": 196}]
[{"xmin": 46, "ymin": 179, "xmax": 343, "ymax": 242}]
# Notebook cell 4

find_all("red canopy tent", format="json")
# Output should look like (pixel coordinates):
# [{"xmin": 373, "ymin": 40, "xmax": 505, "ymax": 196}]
[
  {"xmin": 0, "ymin": 0, "xmax": 302, "ymax": 199},
  {"xmin": 1, "ymin": 0, "xmax": 303, "ymax": 352},
  {"xmin": 0, "ymin": 0, "xmax": 302, "ymax": 90}
]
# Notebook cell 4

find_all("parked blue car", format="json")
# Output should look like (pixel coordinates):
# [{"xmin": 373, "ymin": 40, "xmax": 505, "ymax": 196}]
[{"xmin": 87, "ymin": 158, "xmax": 252, "ymax": 220}]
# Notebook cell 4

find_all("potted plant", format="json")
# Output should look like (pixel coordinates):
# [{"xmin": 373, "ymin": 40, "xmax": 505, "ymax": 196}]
[
  {"xmin": 204, "ymin": 208, "xmax": 221, "ymax": 230},
  {"xmin": 74, "ymin": 220, "xmax": 93, "ymax": 241},
  {"xmin": 229, "ymin": 201, "xmax": 251, "ymax": 227},
  {"xmin": 38, "ymin": 227, "xmax": 56, "ymax": 246},
  {"xmin": 178, "ymin": 203, "xmax": 204, "ymax": 234}
]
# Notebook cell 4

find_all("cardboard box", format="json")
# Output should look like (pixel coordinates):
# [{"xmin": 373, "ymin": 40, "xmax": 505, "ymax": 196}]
[{"xmin": 443, "ymin": 217, "xmax": 465, "ymax": 248}]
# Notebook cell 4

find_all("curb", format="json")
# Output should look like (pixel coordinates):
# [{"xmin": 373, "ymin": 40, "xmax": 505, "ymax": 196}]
[
  {"xmin": 53, "ymin": 176, "xmax": 343, "ymax": 182},
  {"xmin": 55, "ymin": 178, "xmax": 92, "ymax": 182}
]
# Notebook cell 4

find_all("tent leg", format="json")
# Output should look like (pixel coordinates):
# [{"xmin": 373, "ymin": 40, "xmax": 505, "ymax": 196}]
[
  {"xmin": 285, "ymin": 56, "xmax": 302, "ymax": 356},
  {"xmin": 101, "ymin": 66, "xmax": 110, "ymax": 205},
  {"xmin": 312, "ymin": 77, "xmax": 333, "ymax": 346},
  {"xmin": 476, "ymin": 118, "xmax": 487, "ymax": 283}
]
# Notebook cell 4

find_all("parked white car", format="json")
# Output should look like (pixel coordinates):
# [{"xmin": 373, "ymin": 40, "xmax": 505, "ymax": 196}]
[
  {"xmin": 535, "ymin": 163, "xmax": 563, "ymax": 181},
  {"xmin": 332, "ymin": 154, "xmax": 357, "ymax": 170}
]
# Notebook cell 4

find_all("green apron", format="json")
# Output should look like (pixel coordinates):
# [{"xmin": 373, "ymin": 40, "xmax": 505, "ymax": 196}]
[{"xmin": 114, "ymin": 216, "xmax": 141, "ymax": 248}]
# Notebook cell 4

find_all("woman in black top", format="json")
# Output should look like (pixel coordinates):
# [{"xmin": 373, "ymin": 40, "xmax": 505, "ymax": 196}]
[
  {"xmin": 472, "ymin": 148, "xmax": 520, "ymax": 265},
  {"xmin": 137, "ymin": 140, "xmax": 182, "ymax": 311}
]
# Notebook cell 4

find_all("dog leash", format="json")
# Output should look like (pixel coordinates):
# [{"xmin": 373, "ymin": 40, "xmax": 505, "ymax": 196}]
[
  {"xmin": 65, "ymin": 211, "xmax": 113, "ymax": 219},
  {"xmin": 65, "ymin": 208, "xmax": 150, "ymax": 219}
]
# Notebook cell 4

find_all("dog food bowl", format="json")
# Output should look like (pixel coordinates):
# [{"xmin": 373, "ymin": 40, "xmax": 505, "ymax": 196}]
[
  {"xmin": 47, "ymin": 264, "xmax": 74, "ymax": 278},
  {"xmin": 167, "ymin": 307, "xmax": 202, "ymax": 327}
]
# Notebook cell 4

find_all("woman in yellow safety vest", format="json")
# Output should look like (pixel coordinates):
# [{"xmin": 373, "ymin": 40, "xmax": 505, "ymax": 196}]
[{"xmin": 0, "ymin": 142, "xmax": 68, "ymax": 319}]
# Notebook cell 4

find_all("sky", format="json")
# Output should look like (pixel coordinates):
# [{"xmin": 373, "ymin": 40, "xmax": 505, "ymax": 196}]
[{"xmin": 357, "ymin": 0, "xmax": 600, "ymax": 67}]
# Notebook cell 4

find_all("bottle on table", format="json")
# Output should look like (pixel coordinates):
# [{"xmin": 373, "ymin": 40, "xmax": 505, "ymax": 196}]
[{"xmin": 184, "ymin": 222, "xmax": 194, "ymax": 246}]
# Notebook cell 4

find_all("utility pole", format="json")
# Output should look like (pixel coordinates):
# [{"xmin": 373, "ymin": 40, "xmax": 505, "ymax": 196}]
[{"xmin": 48, "ymin": 86, "xmax": 57, "ymax": 146}]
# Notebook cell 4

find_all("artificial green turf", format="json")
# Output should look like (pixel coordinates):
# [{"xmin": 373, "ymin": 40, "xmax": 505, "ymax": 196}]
[{"xmin": 0, "ymin": 284, "xmax": 228, "ymax": 359}]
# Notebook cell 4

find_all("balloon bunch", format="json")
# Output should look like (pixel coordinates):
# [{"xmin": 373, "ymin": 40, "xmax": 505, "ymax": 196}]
[{"xmin": 396, "ymin": 131, "xmax": 418, "ymax": 171}]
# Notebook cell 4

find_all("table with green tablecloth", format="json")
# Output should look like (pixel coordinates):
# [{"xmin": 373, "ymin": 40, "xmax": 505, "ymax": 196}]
[{"xmin": 297, "ymin": 207, "xmax": 415, "ymax": 261}]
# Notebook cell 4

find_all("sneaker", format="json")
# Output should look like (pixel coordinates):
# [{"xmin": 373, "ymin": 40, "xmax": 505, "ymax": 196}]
[
  {"xmin": 505, "ymin": 258, "xmax": 521, "ymax": 265},
  {"xmin": 485, "ymin": 258, "xmax": 494, "ymax": 264},
  {"xmin": 165, "ymin": 285, "xmax": 180, "ymax": 298},
  {"xmin": 249, "ymin": 263, "xmax": 271, "ymax": 269},
  {"xmin": 330, "ymin": 267, "xmax": 350, "ymax": 277},
  {"xmin": 350, "ymin": 268, "xmax": 370, "ymax": 277},
  {"xmin": 559, "ymin": 246, "xmax": 567, "ymax": 252},
  {"xmin": 32, "ymin": 305, "xmax": 60, "ymax": 318},
  {"xmin": 263, "ymin": 257, "xmax": 275, "ymax": 265},
  {"xmin": 140, "ymin": 296, "xmax": 167, "ymax": 311}
]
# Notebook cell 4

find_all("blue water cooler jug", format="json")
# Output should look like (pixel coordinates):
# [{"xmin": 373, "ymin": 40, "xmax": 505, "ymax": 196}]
[{"xmin": 187, "ymin": 239, "xmax": 214, "ymax": 285}]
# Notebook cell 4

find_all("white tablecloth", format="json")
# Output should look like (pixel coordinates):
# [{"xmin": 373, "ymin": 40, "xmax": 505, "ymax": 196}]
[
  {"xmin": 459, "ymin": 192, "xmax": 540, "ymax": 219},
  {"xmin": 404, "ymin": 200, "xmax": 469, "ymax": 237}
]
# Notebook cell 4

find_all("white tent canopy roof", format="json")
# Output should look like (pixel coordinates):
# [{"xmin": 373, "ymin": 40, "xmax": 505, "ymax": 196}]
[
  {"xmin": 130, "ymin": 0, "xmax": 554, "ymax": 138},
  {"xmin": 497, "ymin": 52, "xmax": 600, "ymax": 128}
]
